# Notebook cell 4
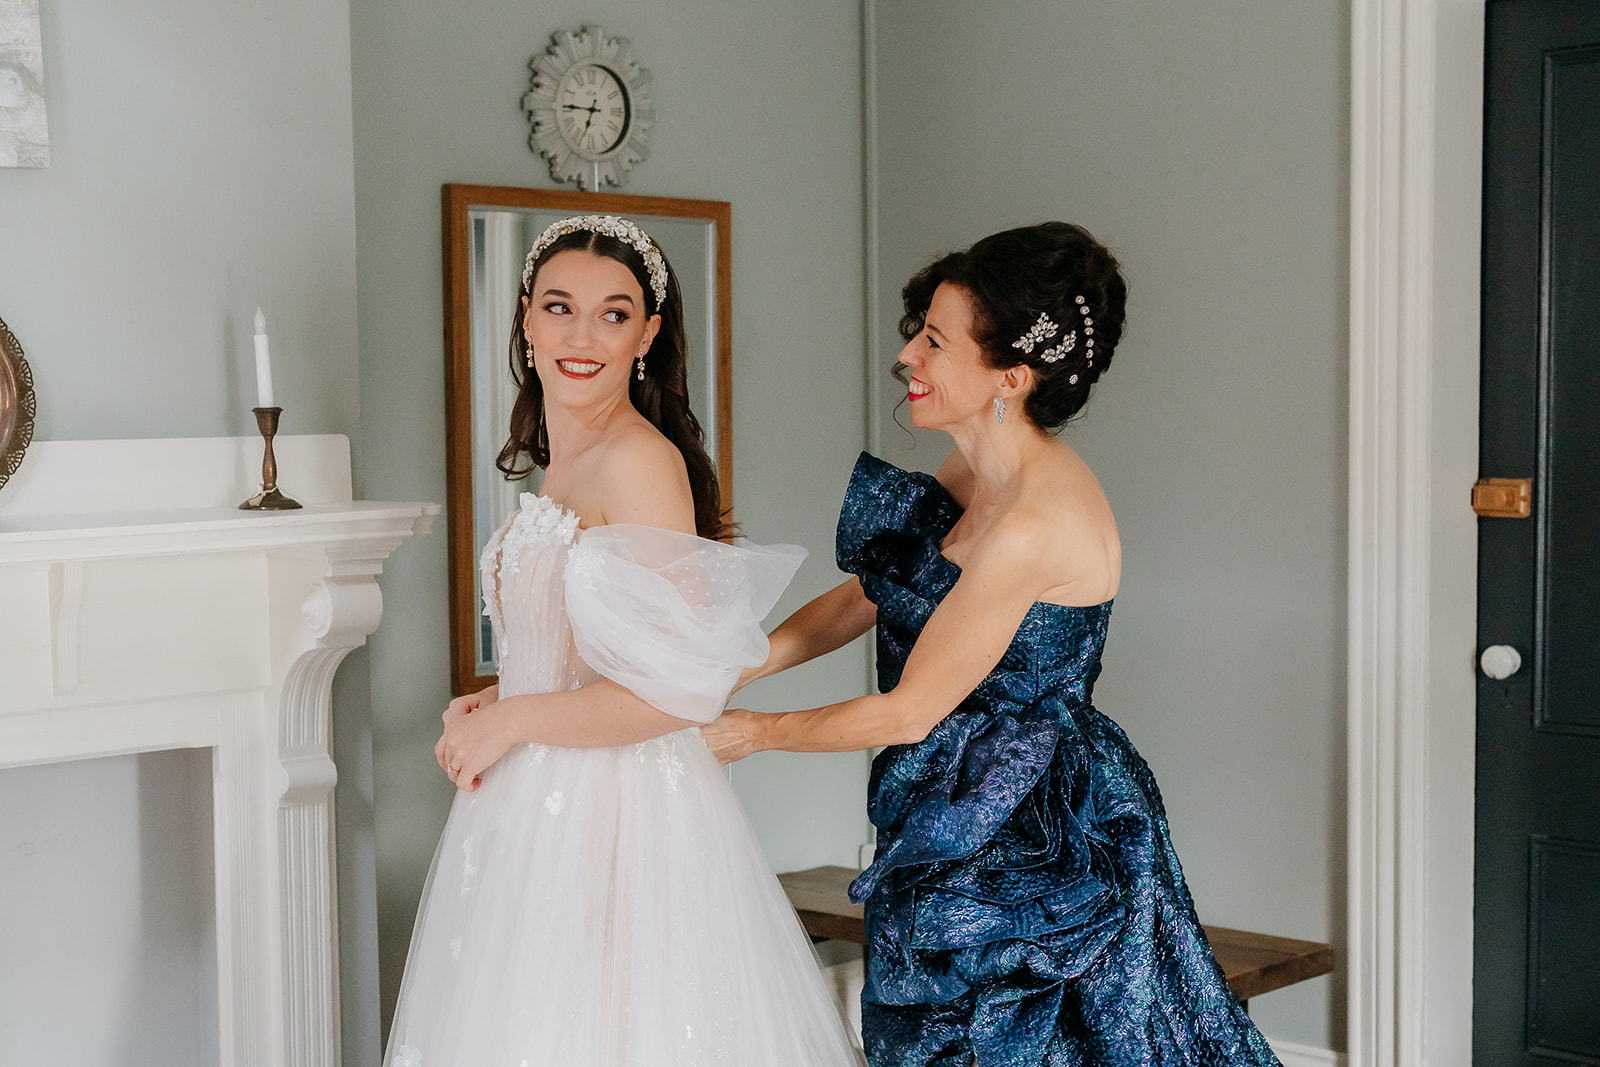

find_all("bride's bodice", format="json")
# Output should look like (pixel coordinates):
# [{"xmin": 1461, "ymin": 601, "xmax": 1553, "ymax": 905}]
[
  {"xmin": 480, "ymin": 493, "xmax": 592, "ymax": 699},
  {"xmin": 478, "ymin": 493, "xmax": 807, "ymax": 722}
]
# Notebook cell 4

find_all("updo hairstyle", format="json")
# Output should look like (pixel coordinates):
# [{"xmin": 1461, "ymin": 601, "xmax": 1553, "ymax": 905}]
[
  {"xmin": 898, "ymin": 221, "xmax": 1127, "ymax": 431},
  {"xmin": 496, "ymin": 227, "xmax": 729, "ymax": 540}
]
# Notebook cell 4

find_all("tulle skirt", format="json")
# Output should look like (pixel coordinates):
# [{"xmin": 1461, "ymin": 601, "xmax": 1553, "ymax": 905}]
[{"xmin": 385, "ymin": 729, "xmax": 863, "ymax": 1067}]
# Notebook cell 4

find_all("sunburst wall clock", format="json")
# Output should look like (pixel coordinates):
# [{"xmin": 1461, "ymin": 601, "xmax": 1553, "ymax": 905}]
[{"xmin": 523, "ymin": 26, "xmax": 655, "ymax": 192}]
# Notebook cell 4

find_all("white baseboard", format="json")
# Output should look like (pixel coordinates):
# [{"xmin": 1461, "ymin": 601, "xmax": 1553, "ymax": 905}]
[{"xmin": 1268, "ymin": 1037, "xmax": 1345, "ymax": 1067}]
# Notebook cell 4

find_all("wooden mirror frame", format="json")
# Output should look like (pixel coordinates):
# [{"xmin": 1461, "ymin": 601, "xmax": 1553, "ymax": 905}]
[{"xmin": 442, "ymin": 185, "xmax": 733, "ymax": 696}]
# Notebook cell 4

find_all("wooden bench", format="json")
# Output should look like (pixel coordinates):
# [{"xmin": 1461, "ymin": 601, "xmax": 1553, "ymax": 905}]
[{"xmin": 779, "ymin": 865, "xmax": 1334, "ymax": 1009}]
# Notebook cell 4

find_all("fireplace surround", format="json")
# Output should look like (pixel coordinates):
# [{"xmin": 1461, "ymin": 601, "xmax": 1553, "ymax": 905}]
[{"xmin": 0, "ymin": 435, "xmax": 436, "ymax": 1066}]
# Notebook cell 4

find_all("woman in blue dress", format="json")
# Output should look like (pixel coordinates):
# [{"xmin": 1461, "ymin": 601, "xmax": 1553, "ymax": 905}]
[{"xmin": 701, "ymin": 222, "xmax": 1280, "ymax": 1066}]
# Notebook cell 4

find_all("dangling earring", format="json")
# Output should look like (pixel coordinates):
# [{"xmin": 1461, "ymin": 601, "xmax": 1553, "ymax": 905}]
[
  {"xmin": 636, "ymin": 354, "xmax": 646, "ymax": 381},
  {"xmin": 993, "ymin": 396, "xmax": 1005, "ymax": 423},
  {"xmin": 524, "ymin": 337, "xmax": 535, "ymax": 369}
]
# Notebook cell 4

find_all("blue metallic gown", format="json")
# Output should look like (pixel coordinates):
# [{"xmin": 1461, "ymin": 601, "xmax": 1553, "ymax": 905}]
[{"xmin": 841, "ymin": 454, "xmax": 1280, "ymax": 1067}]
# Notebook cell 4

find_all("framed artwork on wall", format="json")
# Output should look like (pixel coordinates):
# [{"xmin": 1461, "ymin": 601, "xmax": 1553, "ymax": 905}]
[{"xmin": 0, "ymin": 0, "xmax": 50, "ymax": 168}]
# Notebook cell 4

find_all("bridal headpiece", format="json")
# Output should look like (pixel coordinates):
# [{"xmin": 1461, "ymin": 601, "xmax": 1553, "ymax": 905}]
[
  {"xmin": 523, "ymin": 214, "xmax": 669, "ymax": 307},
  {"xmin": 1010, "ymin": 297, "xmax": 1096, "ymax": 379}
]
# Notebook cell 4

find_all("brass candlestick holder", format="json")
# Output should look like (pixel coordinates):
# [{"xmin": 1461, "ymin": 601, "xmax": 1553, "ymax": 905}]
[{"xmin": 239, "ymin": 406, "xmax": 302, "ymax": 510}]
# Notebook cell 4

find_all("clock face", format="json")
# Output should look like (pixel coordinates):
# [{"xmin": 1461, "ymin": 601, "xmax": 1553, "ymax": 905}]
[
  {"xmin": 554, "ymin": 63, "xmax": 630, "ymax": 158},
  {"xmin": 524, "ymin": 26, "xmax": 655, "ymax": 190}
]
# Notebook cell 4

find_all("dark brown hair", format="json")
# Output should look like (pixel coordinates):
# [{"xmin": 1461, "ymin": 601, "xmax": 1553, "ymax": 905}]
[
  {"xmin": 495, "ymin": 228, "xmax": 729, "ymax": 540},
  {"xmin": 898, "ymin": 221, "xmax": 1128, "ymax": 431}
]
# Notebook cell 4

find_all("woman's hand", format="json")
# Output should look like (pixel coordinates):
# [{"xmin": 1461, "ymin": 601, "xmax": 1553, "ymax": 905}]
[
  {"xmin": 700, "ymin": 708, "xmax": 764, "ymax": 765},
  {"xmin": 437, "ymin": 689, "xmax": 514, "ymax": 792},
  {"xmin": 435, "ymin": 685, "xmax": 497, "ymax": 776}
]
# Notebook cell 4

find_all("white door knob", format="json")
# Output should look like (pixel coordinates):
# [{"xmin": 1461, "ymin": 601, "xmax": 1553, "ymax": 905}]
[{"xmin": 1480, "ymin": 644, "xmax": 1522, "ymax": 681}]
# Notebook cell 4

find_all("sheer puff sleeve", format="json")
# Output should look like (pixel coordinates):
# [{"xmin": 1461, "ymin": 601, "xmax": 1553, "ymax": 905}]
[{"xmin": 563, "ymin": 524, "xmax": 807, "ymax": 723}]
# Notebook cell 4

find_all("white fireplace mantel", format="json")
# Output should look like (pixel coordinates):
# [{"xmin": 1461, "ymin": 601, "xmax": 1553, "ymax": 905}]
[{"xmin": 0, "ymin": 435, "xmax": 437, "ymax": 1067}]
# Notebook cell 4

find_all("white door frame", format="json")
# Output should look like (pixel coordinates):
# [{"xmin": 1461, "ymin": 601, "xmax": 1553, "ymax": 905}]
[{"xmin": 1347, "ymin": 1, "xmax": 1486, "ymax": 1064}]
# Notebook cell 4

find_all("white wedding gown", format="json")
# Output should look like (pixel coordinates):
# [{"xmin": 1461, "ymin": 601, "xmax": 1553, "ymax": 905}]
[{"xmin": 385, "ymin": 493, "xmax": 863, "ymax": 1067}]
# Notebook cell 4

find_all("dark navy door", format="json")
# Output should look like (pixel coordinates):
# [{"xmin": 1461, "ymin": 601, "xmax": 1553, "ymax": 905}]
[{"xmin": 1476, "ymin": 2, "xmax": 1600, "ymax": 1063}]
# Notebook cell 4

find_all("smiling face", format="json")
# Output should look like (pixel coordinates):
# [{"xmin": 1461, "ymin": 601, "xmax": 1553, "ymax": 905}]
[
  {"xmin": 898, "ymin": 282, "xmax": 1010, "ymax": 430},
  {"xmin": 522, "ymin": 248, "xmax": 661, "ymax": 406}
]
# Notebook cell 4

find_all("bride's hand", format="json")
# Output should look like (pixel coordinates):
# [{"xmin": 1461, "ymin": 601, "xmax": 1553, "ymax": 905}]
[
  {"xmin": 435, "ymin": 684, "xmax": 497, "ymax": 775},
  {"xmin": 438, "ymin": 696, "xmax": 514, "ymax": 792},
  {"xmin": 701, "ymin": 709, "xmax": 762, "ymax": 765}
]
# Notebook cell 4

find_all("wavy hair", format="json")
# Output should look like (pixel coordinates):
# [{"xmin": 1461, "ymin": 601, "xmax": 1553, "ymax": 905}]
[
  {"xmin": 896, "ymin": 221, "xmax": 1128, "ymax": 431},
  {"xmin": 495, "ymin": 228, "xmax": 729, "ymax": 540}
]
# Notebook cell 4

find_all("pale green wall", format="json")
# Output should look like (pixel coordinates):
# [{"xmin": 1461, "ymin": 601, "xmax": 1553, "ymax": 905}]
[
  {"xmin": 1, "ymin": 0, "xmax": 1351, "ymax": 1056},
  {"xmin": 0, "ymin": 0, "xmax": 360, "ymax": 442},
  {"xmin": 0, "ymin": 6, "xmax": 373, "ymax": 1062},
  {"xmin": 347, "ymin": 0, "xmax": 872, "ymax": 1044},
  {"xmin": 869, "ymin": 0, "xmax": 1347, "ymax": 1051}
]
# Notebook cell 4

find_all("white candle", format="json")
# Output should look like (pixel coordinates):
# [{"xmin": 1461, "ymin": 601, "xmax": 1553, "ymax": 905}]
[{"xmin": 253, "ymin": 307, "xmax": 274, "ymax": 409}]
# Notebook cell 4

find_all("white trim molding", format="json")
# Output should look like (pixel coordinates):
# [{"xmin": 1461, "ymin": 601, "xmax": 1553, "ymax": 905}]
[
  {"xmin": 1271, "ymin": 1037, "xmax": 1348, "ymax": 1067},
  {"xmin": 1347, "ymin": 2, "xmax": 1483, "ymax": 1066},
  {"xmin": 0, "ymin": 436, "xmax": 439, "ymax": 1067}
]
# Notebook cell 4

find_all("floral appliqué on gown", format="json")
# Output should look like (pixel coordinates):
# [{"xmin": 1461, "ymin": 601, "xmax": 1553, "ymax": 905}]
[
  {"xmin": 384, "ymin": 493, "xmax": 863, "ymax": 1067},
  {"xmin": 839, "ymin": 454, "xmax": 1281, "ymax": 1067}
]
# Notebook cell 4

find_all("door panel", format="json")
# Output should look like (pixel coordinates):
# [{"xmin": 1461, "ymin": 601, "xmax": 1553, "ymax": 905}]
[
  {"xmin": 1477, "ymin": 2, "xmax": 1600, "ymax": 1064},
  {"xmin": 1527, "ymin": 837, "xmax": 1600, "ymax": 1054},
  {"xmin": 1538, "ymin": 45, "xmax": 1600, "ymax": 737}
]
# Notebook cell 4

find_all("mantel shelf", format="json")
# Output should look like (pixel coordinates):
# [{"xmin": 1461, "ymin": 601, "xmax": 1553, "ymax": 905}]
[{"xmin": 0, "ymin": 501, "xmax": 440, "ymax": 563}]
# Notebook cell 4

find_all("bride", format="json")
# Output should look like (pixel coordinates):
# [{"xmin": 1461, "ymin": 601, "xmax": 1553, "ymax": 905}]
[{"xmin": 384, "ymin": 214, "xmax": 862, "ymax": 1067}]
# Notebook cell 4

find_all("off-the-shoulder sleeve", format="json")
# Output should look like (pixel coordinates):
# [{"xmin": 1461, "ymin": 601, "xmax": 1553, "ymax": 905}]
[
  {"xmin": 836, "ymin": 452, "xmax": 962, "ymax": 577},
  {"xmin": 563, "ymin": 524, "xmax": 807, "ymax": 722}
]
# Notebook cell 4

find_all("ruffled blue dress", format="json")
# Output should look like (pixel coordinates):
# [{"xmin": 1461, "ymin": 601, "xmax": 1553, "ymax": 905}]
[{"xmin": 841, "ymin": 454, "xmax": 1280, "ymax": 1067}]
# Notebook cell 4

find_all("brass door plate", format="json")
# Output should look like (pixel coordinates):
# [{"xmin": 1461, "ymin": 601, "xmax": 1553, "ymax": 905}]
[{"xmin": 1472, "ymin": 477, "xmax": 1532, "ymax": 518}]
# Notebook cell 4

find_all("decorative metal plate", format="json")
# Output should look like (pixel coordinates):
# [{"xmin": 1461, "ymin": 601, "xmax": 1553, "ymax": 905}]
[{"xmin": 0, "ymin": 314, "xmax": 36, "ymax": 493}]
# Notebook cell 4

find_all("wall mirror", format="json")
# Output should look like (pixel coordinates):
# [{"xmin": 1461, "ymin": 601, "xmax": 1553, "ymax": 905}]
[
  {"xmin": 0, "ymin": 314, "xmax": 37, "ymax": 494},
  {"xmin": 443, "ymin": 185, "xmax": 732, "ymax": 695}
]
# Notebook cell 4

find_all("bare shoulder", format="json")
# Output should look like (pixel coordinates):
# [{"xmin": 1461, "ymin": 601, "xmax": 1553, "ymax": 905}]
[
  {"xmin": 1006, "ymin": 445, "xmax": 1121, "ymax": 604},
  {"xmin": 964, "ymin": 504, "xmax": 1063, "ymax": 573},
  {"xmin": 1040, "ymin": 444, "xmax": 1116, "ymax": 528},
  {"xmin": 593, "ymin": 423, "xmax": 695, "ymax": 534}
]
